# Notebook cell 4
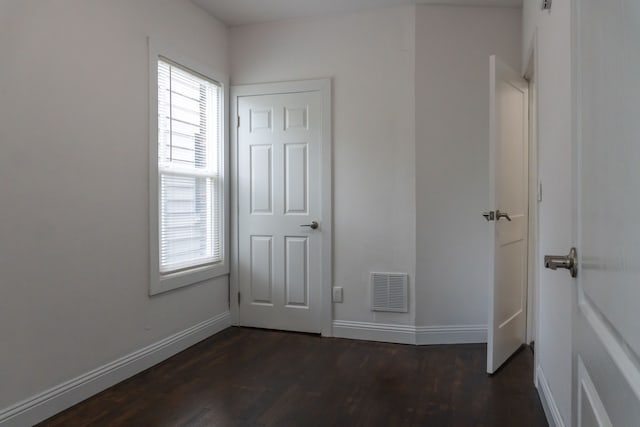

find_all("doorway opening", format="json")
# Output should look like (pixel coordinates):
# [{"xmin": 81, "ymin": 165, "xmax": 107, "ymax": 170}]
[{"xmin": 487, "ymin": 51, "xmax": 539, "ymax": 376}]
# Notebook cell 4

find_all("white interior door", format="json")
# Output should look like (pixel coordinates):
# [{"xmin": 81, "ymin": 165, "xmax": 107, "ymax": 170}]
[
  {"xmin": 571, "ymin": 0, "xmax": 640, "ymax": 424},
  {"xmin": 237, "ymin": 89, "xmax": 323, "ymax": 333},
  {"xmin": 487, "ymin": 55, "xmax": 529, "ymax": 374}
]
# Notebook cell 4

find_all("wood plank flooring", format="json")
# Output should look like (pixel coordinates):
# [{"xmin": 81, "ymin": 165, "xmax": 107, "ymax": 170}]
[{"xmin": 38, "ymin": 327, "xmax": 548, "ymax": 427}]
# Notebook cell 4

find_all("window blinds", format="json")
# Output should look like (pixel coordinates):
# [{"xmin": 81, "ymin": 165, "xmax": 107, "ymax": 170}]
[{"xmin": 157, "ymin": 59, "xmax": 222, "ymax": 274}]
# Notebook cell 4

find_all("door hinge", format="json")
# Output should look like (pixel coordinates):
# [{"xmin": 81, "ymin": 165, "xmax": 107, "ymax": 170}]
[
  {"xmin": 538, "ymin": 182, "xmax": 543, "ymax": 202},
  {"xmin": 237, "ymin": 292, "xmax": 241, "ymax": 305},
  {"xmin": 237, "ymin": 116, "xmax": 240, "ymax": 128}
]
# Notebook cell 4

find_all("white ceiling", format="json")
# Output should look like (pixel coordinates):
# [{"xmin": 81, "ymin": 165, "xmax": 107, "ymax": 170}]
[{"xmin": 192, "ymin": 0, "xmax": 523, "ymax": 27}]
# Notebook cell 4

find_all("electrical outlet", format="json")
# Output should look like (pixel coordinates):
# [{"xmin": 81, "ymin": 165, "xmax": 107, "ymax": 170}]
[{"xmin": 332, "ymin": 286, "xmax": 343, "ymax": 303}]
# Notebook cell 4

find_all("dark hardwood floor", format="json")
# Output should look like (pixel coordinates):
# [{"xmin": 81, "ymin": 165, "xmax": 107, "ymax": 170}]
[{"xmin": 39, "ymin": 328, "xmax": 548, "ymax": 427}]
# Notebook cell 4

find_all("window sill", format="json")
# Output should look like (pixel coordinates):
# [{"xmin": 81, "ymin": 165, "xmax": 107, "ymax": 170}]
[{"xmin": 150, "ymin": 262, "xmax": 228, "ymax": 296}]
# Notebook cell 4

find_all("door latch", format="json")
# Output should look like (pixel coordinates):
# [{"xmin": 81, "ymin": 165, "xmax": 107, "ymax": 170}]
[
  {"xmin": 544, "ymin": 247, "xmax": 578, "ymax": 278},
  {"xmin": 482, "ymin": 211, "xmax": 495, "ymax": 221}
]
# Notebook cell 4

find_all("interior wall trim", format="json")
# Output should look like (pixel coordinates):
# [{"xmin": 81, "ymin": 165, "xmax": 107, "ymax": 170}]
[
  {"xmin": 332, "ymin": 320, "xmax": 487, "ymax": 345},
  {"xmin": 0, "ymin": 312, "xmax": 231, "ymax": 427},
  {"xmin": 535, "ymin": 365, "xmax": 565, "ymax": 427}
]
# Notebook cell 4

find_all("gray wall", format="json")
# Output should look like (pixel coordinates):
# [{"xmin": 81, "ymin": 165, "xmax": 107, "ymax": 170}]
[
  {"xmin": 415, "ymin": 5, "xmax": 521, "ymax": 327},
  {"xmin": 0, "ymin": 0, "xmax": 229, "ymax": 408},
  {"xmin": 230, "ymin": 6, "xmax": 418, "ymax": 326},
  {"xmin": 230, "ymin": 5, "xmax": 522, "ymax": 330}
]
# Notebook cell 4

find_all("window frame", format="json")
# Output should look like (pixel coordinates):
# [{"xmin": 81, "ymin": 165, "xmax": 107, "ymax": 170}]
[{"xmin": 149, "ymin": 38, "xmax": 229, "ymax": 295}]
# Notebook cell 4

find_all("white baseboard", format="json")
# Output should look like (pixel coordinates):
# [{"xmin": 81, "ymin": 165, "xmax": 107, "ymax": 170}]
[
  {"xmin": 536, "ymin": 365, "xmax": 565, "ymax": 427},
  {"xmin": 415, "ymin": 325, "xmax": 487, "ymax": 345},
  {"xmin": 332, "ymin": 320, "xmax": 416, "ymax": 344},
  {"xmin": 0, "ymin": 312, "xmax": 231, "ymax": 427},
  {"xmin": 332, "ymin": 320, "xmax": 487, "ymax": 345}
]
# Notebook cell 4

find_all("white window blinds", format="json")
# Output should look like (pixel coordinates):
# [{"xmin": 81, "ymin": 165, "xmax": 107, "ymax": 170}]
[{"xmin": 157, "ymin": 58, "xmax": 223, "ymax": 274}]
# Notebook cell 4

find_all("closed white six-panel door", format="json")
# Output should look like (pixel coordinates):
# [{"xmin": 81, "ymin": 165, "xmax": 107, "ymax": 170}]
[{"xmin": 237, "ymin": 91, "xmax": 322, "ymax": 333}]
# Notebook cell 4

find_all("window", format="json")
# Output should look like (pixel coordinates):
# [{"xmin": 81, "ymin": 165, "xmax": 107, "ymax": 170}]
[{"xmin": 150, "ymin": 50, "xmax": 227, "ymax": 294}]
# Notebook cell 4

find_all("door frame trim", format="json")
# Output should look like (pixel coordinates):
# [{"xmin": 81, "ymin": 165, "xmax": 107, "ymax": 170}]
[
  {"xmin": 229, "ymin": 79, "xmax": 333, "ymax": 337},
  {"xmin": 524, "ymin": 29, "xmax": 540, "ymax": 363}
]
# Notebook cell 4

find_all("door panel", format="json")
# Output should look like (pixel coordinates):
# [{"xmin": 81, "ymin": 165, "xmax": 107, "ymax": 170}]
[
  {"xmin": 250, "ymin": 236, "xmax": 273, "ymax": 304},
  {"xmin": 575, "ymin": 312, "xmax": 640, "ymax": 426},
  {"xmin": 284, "ymin": 143, "xmax": 308, "ymax": 214},
  {"xmin": 250, "ymin": 145, "xmax": 273, "ymax": 214},
  {"xmin": 285, "ymin": 106, "xmax": 307, "ymax": 130},
  {"xmin": 285, "ymin": 236, "xmax": 308, "ymax": 307},
  {"xmin": 495, "ymin": 242, "xmax": 525, "ymax": 324},
  {"xmin": 238, "ymin": 91, "xmax": 322, "ymax": 333},
  {"xmin": 487, "ymin": 55, "xmax": 529, "ymax": 374},
  {"xmin": 577, "ymin": 358, "xmax": 613, "ymax": 427},
  {"xmin": 250, "ymin": 109, "xmax": 272, "ymax": 132},
  {"xmin": 573, "ymin": 0, "xmax": 640, "ymax": 424}
]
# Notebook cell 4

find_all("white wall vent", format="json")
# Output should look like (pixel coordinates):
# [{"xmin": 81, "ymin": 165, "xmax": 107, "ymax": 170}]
[{"xmin": 371, "ymin": 272, "xmax": 408, "ymax": 313}]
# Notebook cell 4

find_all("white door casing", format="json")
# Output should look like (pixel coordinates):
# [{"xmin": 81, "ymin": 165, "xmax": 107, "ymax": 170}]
[
  {"xmin": 231, "ymin": 80, "xmax": 331, "ymax": 335},
  {"xmin": 487, "ymin": 55, "xmax": 529, "ymax": 374},
  {"xmin": 572, "ymin": 0, "xmax": 640, "ymax": 425}
]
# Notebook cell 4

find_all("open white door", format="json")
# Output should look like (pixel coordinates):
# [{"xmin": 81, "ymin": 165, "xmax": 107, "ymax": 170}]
[
  {"xmin": 565, "ymin": 0, "xmax": 640, "ymax": 424},
  {"xmin": 486, "ymin": 55, "xmax": 529, "ymax": 374}
]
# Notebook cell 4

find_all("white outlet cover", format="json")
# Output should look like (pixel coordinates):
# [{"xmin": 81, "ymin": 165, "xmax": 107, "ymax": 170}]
[{"xmin": 332, "ymin": 287, "xmax": 343, "ymax": 303}]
